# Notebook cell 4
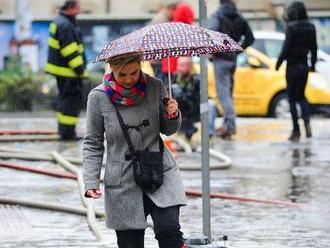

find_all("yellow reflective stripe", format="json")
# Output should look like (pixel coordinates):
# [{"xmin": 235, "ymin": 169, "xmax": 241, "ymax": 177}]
[
  {"xmin": 68, "ymin": 55, "xmax": 84, "ymax": 69},
  {"xmin": 60, "ymin": 42, "xmax": 79, "ymax": 57},
  {"xmin": 48, "ymin": 37, "xmax": 60, "ymax": 49},
  {"xmin": 57, "ymin": 112, "xmax": 78, "ymax": 125},
  {"xmin": 45, "ymin": 63, "xmax": 77, "ymax": 77},
  {"xmin": 78, "ymin": 44, "xmax": 84, "ymax": 53},
  {"xmin": 49, "ymin": 23, "xmax": 57, "ymax": 34}
]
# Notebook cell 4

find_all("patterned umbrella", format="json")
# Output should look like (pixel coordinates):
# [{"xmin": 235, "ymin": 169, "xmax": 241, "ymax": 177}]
[
  {"xmin": 94, "ymin": 22, "xmax": 242, "ymax": 62},
  {"xmin": 94, "ymin": 22, "xmax": 242, "ymax": 97}
]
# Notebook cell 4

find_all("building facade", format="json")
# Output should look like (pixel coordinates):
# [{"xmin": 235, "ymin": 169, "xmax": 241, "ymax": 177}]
[
  {"xmin": 1, "ymin": 0, "xmax": 330, "ymax": 20},
  {"xmin": 0, "ymin": 0, "xmax": 329, "ymax": 70}
]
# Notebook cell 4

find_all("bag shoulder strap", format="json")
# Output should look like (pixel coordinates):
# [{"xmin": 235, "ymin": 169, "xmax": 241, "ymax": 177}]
[
  {"xmin": 112, "ymin": 102, "xmax": 136, "ymax": 155},
  {"xmin": 109, "ymin": 97, "xmax": 164, "ymax": 154}
]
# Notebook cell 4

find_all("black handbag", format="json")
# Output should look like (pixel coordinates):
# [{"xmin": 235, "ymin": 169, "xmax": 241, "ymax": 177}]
[{"xmin": 112, "ymin": 103, "xmax": 164, "ymax": 193}]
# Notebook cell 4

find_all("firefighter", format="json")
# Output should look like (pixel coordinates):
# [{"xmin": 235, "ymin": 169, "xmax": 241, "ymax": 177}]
[{"xmin": 46, "ymin": 0, "xmax": 85, "ymax": 140}]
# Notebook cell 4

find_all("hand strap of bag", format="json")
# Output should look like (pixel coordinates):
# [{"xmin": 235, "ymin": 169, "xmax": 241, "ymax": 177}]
[{"xmin": 109, "ymin": 99, "xmax": 164, "ymax": 158}]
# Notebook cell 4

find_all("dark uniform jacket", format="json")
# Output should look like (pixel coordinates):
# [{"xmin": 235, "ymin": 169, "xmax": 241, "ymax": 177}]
[
  {"xmin": 46, "ymin": 11, "xmax": 86, "ymax": 78},
  {"xmin": 276, "ymin": 1, "xmax": 317, "ymax": 70},
  {"xmin": 172, "ymin": 74, "xmax": 200, "ymax": 122},
  {"xmin": 208, "ymin": 2, "xmax": 254, "ymax": 61}
]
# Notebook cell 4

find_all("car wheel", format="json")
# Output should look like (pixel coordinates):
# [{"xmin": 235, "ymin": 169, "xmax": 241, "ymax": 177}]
[{"xmin": 269, "ymin": 92, "xmax": 301, "ymax": 118}]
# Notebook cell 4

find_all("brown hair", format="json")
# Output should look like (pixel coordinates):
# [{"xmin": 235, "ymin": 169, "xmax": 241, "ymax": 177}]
[{"xmin": 108, "ymin": 53, "xmax": 143, "ymax": 70}]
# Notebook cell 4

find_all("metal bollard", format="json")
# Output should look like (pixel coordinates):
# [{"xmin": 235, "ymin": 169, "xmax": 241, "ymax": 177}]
[{"xmin": 184, "ymin": 234, "xmax": 228, "ymax": 248}]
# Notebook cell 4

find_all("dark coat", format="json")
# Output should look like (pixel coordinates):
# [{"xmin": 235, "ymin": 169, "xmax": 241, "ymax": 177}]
[
  {"xmin": 276, "ymin": 1, "xmax": 317, "ymax": 70},
  {"xmin": 208, "ymin": 2, "xmax": 254, "ymax": 61},
  {"xmin": 46, "ymin": 11, "xmax": 86, "ymax": 78},
  {"xmin": 172, "ymin": 74, "xmax": 200, "ymax": 122}
]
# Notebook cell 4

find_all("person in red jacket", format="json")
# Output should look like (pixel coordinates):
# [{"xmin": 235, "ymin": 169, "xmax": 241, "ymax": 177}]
[
  {"xmin": 161, "ymin": 1, "xmax": 195, "ymax": 87},
  {"xmin": 172, "ymin": 1, "xmax": 194, "ymax": 24}
]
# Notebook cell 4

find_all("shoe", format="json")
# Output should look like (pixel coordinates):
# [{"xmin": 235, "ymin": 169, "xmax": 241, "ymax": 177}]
[
  {"xmin": 305, "ymin": 123, "xmax": 312, "ymax": 138},
  {"xmin": 216, "ymin": 127, "xmax": 236, "ymax": 139},
  {"xmin": 288, "ymin": 131, "xmax": 300, "ymax": 142}
]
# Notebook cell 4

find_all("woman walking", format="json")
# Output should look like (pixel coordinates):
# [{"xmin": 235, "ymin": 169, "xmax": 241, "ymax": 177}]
[
  {"xmin": 276, "ymin": 1, "xmax": 317, "ymax": 142},
  {"xmin": 82, "ymin": 52, "xmax": 187, "ymax": 248}
]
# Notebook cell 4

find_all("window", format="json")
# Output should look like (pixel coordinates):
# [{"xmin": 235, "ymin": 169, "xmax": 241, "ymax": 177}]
[
  {"xmin": 252, "ymin": 39, "xmax": 283, "ymax": 59},
  {"xmin": 252, "ymin": 39, "xmax": 265, "ymax": 54},
  {"xmin": 263, "ymin": 39, "xmax": 283, "ymax": 59},
  {"xmin": 237, "ymin": 53, "xmax": 248, "ymax": 67}
]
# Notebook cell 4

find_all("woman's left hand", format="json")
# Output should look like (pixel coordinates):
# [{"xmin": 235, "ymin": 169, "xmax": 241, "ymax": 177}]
[{"xmin": 165, "ymin": 98, "xmax": 179, "ymax": 116}]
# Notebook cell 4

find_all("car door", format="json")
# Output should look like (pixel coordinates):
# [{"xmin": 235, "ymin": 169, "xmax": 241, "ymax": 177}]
[{"xmin": 234, "ymin": 51, "xmax": 276, "ymax": 116}]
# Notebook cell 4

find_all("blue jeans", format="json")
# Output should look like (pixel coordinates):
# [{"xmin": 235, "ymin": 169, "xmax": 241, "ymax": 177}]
[
  {"xmin": 180, "ymin": 100, "xmax": 217, "ymax": 138},
  {"xmin": 116, "ymin": 195, "xmax": 184, "ymax": 248},
  {"xmin": 208, "ymin": 99, "xmax": 217, "ymax": 137},
  {"xmin": 213, "ymin": 58, "xmax": 236, "ymax": 131}
]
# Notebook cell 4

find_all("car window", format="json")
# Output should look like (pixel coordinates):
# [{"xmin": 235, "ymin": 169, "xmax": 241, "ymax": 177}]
[
  {"xmin": 316, "ymin": 51, "xmax": 326, "ymax": 62},
  {"xmin": 237, "ymin": 53, "xmax": 248, "ymax": 67},
  {"xmin": 252, "ymin": 39, "xmax": 265, "ymax": 54},
  {"xmin": 263, "ymin": 39, "xmax": 283, "ymax": 59}
]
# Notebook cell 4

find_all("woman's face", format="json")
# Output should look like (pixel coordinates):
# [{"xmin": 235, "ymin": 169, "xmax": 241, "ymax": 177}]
[{"xmin": 112, "ymin": 62, "xmax": 141, "ymax": 88}]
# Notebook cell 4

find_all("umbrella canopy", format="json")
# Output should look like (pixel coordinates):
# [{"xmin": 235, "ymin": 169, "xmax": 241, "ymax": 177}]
[{"xmin": 94, "ymin": 22, "xmax": 242, "ymax": 63}]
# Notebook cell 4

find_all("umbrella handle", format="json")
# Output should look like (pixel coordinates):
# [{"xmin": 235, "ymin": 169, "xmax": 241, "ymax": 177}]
[{"xmin": 167, "ymin": 57, "xmax": 172, "ymax": 99}]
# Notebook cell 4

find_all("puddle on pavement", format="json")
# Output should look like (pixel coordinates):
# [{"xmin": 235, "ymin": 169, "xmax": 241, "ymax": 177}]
[{"xmin": 0, "ymin": 118, "xmax": 329, "ymax": 247}]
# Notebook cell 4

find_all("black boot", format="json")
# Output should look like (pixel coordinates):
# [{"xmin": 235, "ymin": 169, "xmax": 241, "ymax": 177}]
[
  {"xmin": 288, "ymin": 130, "xmax": 300, "ymax": 142},
  {"xmin": 305, "ymin": 121, "xmax": 312, "ymax": 138},
  {"xmin": 58, "ymin": 124, "xmax": 78, "ymax": 141}
]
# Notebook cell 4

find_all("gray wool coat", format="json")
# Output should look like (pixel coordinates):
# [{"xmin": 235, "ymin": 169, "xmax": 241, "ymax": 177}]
[{"xmin": 82, "ymin": 73, "xmax": 187, "ymax": 230}]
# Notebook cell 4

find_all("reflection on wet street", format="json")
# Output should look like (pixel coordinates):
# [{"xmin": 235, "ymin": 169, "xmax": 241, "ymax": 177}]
[{"xmin": 0, "ymin": 116, "xmax": 330, "ymax": 247}]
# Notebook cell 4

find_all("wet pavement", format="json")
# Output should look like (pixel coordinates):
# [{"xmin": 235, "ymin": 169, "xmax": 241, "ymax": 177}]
[{"xmin": 0, "ymin": 114, "xmax": 330, "ymax": 247}]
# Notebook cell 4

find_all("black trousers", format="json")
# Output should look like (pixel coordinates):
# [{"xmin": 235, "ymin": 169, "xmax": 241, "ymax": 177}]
[
  {"xmin": 56, "ymin": 77, "xmax": 83, "ymax": 139},
  {"xmin": 286, "ymin": 63, "xmax": 310, "ymax": 132},
  {"xmin": 116, "ymin": 195, "xmax": 184, "ymax": 248}
]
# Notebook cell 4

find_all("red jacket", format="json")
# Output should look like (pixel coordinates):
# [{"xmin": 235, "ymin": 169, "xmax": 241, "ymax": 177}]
[
  {"xmin": 172, "ymin": 2, "xmax": 194, "ymax": 24},
  {"xmin": 162, "ymin": 2, "xmax": 195, "ymax": 74}
]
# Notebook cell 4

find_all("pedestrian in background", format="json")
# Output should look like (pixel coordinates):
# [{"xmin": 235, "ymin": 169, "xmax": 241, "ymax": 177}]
[
  {"xmin": 161, "ymin": 0, "xmax": 195, "ymax": 87},
  {"xmin": 276, "ymin": 1, "xmax": 317, "ymax": 142},
  {"xmin": 148, "ymin": 3, "xmax": 176, "ymax": 82},
  {"xmin": 149, "ymin": 3, "xmax": 174, "ymax": 25},
  {"xmin": 46, "ymin": 0, "xmax": 86, "ymax": 140},
  {"xmin": 208, "ymin": 0, "xmax": 254, "ymax": 138},
  {"xmin": 83, "ymin": 52, "xmax": 187, "ymax": 248},
  {"xmin": 172, "ymin": 57, "xmax": 217, "ymax": 142}
]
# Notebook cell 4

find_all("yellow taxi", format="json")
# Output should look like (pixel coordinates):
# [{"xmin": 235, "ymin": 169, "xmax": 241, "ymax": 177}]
[
  {"xmin": 202, "ymin": 47, "xmax": 330, "ymax": 117},
  {"xmin": 143, "ymin": 47, "xmax": 330, "ymax": 117}
]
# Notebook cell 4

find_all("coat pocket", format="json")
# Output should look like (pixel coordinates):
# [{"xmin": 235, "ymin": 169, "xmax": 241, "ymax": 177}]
[{"xmin": 104, "ymin": 162, "xmax": 123, "ymax": 188}]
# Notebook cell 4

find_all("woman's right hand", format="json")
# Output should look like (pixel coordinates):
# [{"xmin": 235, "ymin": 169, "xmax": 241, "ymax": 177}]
[{"xmin": 86, "ymin": 189, "xmax": 102, "ymax": 199}]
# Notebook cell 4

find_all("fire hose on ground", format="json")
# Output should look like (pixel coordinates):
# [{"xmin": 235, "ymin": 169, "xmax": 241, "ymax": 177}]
[
  {"xmin": 0, "ymin": 151, "xmax": 82, "ymax": 165},
  {"xmin": 0, "ymin": 135, "xmax": 60, "ymax": 142},
  {"xmin": 0, "ymin": 144, "xmax": 232, "ymax": 170},
  {"xmin": 0, "ymin": 197, "xmax": 106, "ymax": 218},
  {"xmin": 51, "ymin": 151, "xmax": 105, "ymax": 242},
  {"xmin": 0, "ymin": 130, "xmax": 58, "ymax": 135},
  {"xmin": 0, "ymin": 130, "xmax": 59, "ymax": 142},
  {"xmin": 0, "ymin": 160, "xmax": 302, "ymax": 208}
]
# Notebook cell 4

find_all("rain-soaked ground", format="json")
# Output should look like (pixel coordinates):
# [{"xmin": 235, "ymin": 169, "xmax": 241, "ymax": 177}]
[{"xmin": 0, "ymin": 113, "xmax": 330, "ymax": 248}]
